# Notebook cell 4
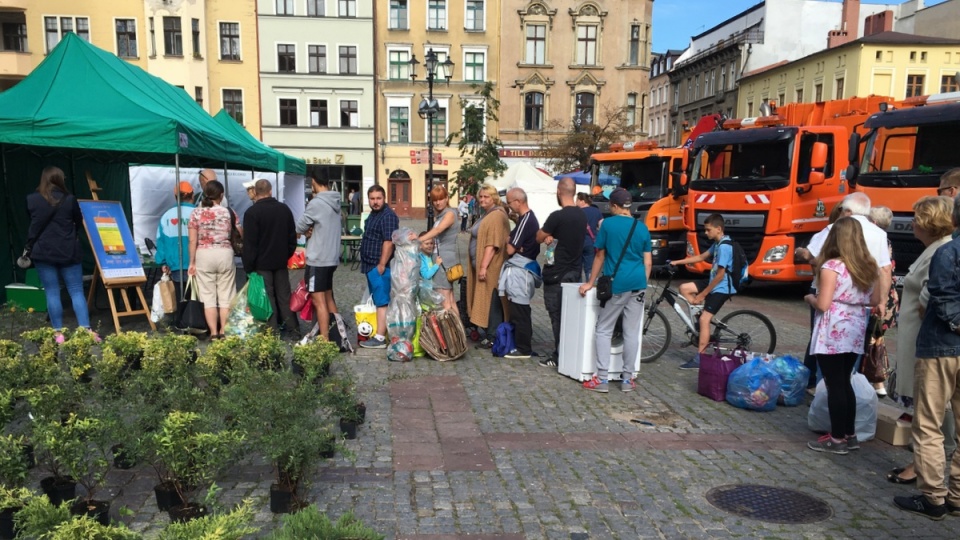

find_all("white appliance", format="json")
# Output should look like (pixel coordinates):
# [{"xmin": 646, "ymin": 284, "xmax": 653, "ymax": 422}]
[{"xmin": 557, "ymin": 283, "xmax": 642, "ymax": 381}]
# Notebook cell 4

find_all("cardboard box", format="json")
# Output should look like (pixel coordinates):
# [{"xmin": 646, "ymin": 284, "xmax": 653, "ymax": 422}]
[
  {"xmin": 4, "ymin": 284, "xmax": 47, "ymax": 312},
  {"xmin": 876, "ymin": 402, "xmax": 912, "ymax": 446}
]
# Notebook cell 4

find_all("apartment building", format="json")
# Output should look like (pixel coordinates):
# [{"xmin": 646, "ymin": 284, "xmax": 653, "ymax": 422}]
[{"xmin": 648, "ymin": 50, "xmax": 682, "ymax": 147}]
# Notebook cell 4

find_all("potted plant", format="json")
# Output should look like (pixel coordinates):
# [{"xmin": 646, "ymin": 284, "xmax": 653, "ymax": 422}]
[
  {"xmin": 318, "ymin": 428, "xmax": 337, "ymax": 459},
  {"xmin": 60, "ymin": 327, "xmax": 100, "ymax": 382},
  {"xmin": 97, "ymin": 332, "xmax": 148, "ymax": 391},
  {"xmin": 158, "ymin": 499, "xmax": 258, "ymax": 539},
  {"xmin": 322, "ymin": 375, "xmax": 362, "ymax": 440},
  {"xmin": 136, "ymin": 334, "xmax": 205, "ymax": 413},
  {"xmin": 150, "ymin": 411, "xmax": 244, "ymax": 522},
  {"xmin": 10, "ymin": 493, "xmax": 71, "ymax": 538},
  {"xmin": 291, "ymin": 339, "xmax": 338, "ymax": 382},
  {"xmin": 31, "ymin": 413, "xmax": 114, "ymax": 524},
  {"xmin": 245, "ymin": 330, "xmax": 287, "ymax": 371},
  {"xmin": 196, "ymin": 335, "xmax": 246, "ymax": 386},
  {"xmin": 265, "ymin": 508, "xmax": 384, "ymax": 539}
]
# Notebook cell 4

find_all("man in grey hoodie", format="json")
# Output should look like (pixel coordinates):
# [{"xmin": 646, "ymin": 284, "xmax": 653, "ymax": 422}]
[{"xmin": 296, "ymin": 177, "xmax": 342, "ymax": 341}]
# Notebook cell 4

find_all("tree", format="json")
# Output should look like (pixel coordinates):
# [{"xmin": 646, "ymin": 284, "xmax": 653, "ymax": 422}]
[
  {"xmin": 539, "ymin": 105, "xmax": 636, "ymax": 174},
  {"xmin": 446, "ymin": 82, "xmax": 506, "ymax": 197}
]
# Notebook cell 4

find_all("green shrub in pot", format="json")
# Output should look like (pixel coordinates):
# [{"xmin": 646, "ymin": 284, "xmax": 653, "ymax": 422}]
[
  {"xmin": 31, "ymin": 413, "xmax": 114, "ymax": 505},
  {"xmin": 265, "ymin": 508, "xmax": 383, "ymax": 540},
  {"xmin": 157, "ymin": 499, "xmax": 258, "ymax": 539}
]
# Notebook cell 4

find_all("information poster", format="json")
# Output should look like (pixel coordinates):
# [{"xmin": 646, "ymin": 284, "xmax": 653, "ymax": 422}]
[{"xmin": 79, "ymin": 200, "xmax": 145, "ymax": 281}]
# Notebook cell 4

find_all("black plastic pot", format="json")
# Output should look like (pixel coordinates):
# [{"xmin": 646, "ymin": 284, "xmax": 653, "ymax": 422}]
[
  {"xmin": 339, "ymin": 418, "xmax": 357, "ymax": 440},
  {"xmin": 21, "ymin": 443, "xmax": 35, "ymax": 469},
  {"xmin": 153, "ymin": 482, "xmax": 184, "ymax": 512},
  {"xmin": 356, "ymin": 402, "xmax": 367, "ymax": 424},
  {"xmin": 40, "ymin": 476, "xmax": 77, "ymax": 506},
  {"xmin": 319, "ymin": 445, "xmax": 335, "ymax": 459},
  {"xmin": 167, "ymin": 503, "xmax": 208, "ymax": 523},
  {"xmin": 70, "ymin": 499, "xmax": 110, "ymax": 526},
  {"xmin": 111, "ymin": 444, "xmax": 136, "ymax": 470},
  {"xmin": 0, "ymin": 507, "xmax": 20, "ymax": 540},
  {"xmin": 269, "ymin": 483, "xmax": 298, "ymax": 514},
  {"xmin": 127, "ymin": 352, "xmax": 143, "ymax": 371}
]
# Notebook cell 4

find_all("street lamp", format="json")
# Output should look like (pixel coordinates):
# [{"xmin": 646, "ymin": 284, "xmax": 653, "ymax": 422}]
[{"xmin": 408, "ymin": 48, "xmax": 454, "ymax": 228}]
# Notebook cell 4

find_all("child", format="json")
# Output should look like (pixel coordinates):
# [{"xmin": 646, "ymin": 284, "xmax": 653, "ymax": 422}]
[
  {"xmin": 669, "ymin": 213, "xmax": 737, "ymax": 370},
  {"xmin": 804, "ymin": 217, "xmax": 883, "ymax": 455},
  {"xmin": 419, "ymin": 232, "xmax": 442, "ymax": 281}
]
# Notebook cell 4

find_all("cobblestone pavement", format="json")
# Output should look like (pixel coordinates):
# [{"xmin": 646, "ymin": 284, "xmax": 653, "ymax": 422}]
[{"xmin": 43, "ymin": 218, "xmax": 955, "ymax": 538}]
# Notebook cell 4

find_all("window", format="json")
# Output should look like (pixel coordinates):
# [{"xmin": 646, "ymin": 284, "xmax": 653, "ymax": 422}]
[
  {"xmin": 389, "ymin": 106, "xmax": 409, "ymax": 142},
  {"xmin": 720, "ymin": 64, "xmax": 726, "ymax": 91},
  {"xmin": 308, "ymin": 45, "xmax": 326, "ymax": 73},
  {"xmin": 219, "ymin": 23, "xmax": 240, "ymax": 60},
  {"xmin": 340, "ymin": 100, "xmax": 359, "ymax": 127},
  {"xmin": 389, "ymin": 0, "xmax": 408, "ymax": 29},
  {"xmin": 778, "ymin": 92, "xmax": 785, "ymax": 106},
  {"xmin": 223, "ymin": 89, "xmax": 243, "ymax": 124},
  {"xmin": 428, "ymin": 0, "xmax": 446, "ymax": 30},
  {"xmin": 525, "ymin": 24, "xmax": 545, "ymax": 64},
  {"xmin": 835, "ymin": 78, "xmax": 844, "ymax": 99},
  {"xmin": 2, "ymin": 22, "xmax": 26, "ymax": 52},
  {"xmin": 339, "ymin": 0, "xmax": 357, "ymax": 18},
  {"xmin": 465, "ymin": 0, "xmax": 484, "ymax": 31},
  {"xmin": 464, "ymin": 51, "xmax": 484, "ymax": 82},
  {"xmin": 940, "ymin": 75, "xmax": 959, "ymax": 93},
  {"xmin": 626, "ymin": 93, "xmax": 637, "ymax": 127},
  {"xmin": 629, "ymin": 24, "xmax": 640, "ymax": 66},
  {"xmin": 524, "ymin": 92, "xmax": 544, "ymax": 131},
  {"xmin": 576, "ymin": 25, "xmax": 597, "ymax": 66},
  {"xmin": 280, "ymin": 98, "xmax": 298, "ymax": 126},
  {"xmin": 906, "ymin": 74, "xmax": 924, "ymax": 97},
  {"xmin": 875, "ymin": 50, "xmax": 882, "ymax": 61},
  {"xmin": 921, "ymin": 51, "xmax": 927, "ymax": 62},
  {"xmin": 278, "ymin": 44, "xmax": 296, "ymax": 72},
  {"xmin": 729, "ymin": 64, "xmax": 735, "ymax": 89},
  {"xmin": 194, "ymin": 87, "xmax": 203, "ymax": 107},
  {"xmin": 191, "ymin": 18, "xmax": 200, "ymax": 56},
  {"xmin": 307, "ymin": 0, "xmax": 324, "ymax": 16},
  {"xmin": 795, "ymin": 88, "xmax": 803, "ymax": 103},
  {"xmin": 463, "ymin": 103, "xmax": 484, "ymax": 143},
  {"xmin": 276, "ymin": 0, "xmax": 293, "ymax": 15},
  {"xmin": 44, "ymin": 16, "xmax": 90, "ymax": 53},
  {"xmin": 339, "ymin": 46, "xmax": 357, "ymax": 74},
  {"xmin": 115, "ymin": 19, "xmax": 137, "ymax": 57},
  {"xmin": 815, "ymin": 83, "xmax": 823, "ymax": 102},
  {"xmin": 163, "ymin": 17, "xmax": 182, "ymax": 56},
  {"xmin": 310, "ymin": 99, "xmax": 328, "ymax": 127},
  {"xmin": 575, "ymin": 92, "xmax": 594, "ymax": 126},
  {"xmin": 388, "ymin": 50, "xmax": 409, "ymax": 80},
  {"xmin": 431, "ymin": 107, "xmax": 447, "ymax": 141},
  {"xmin": 149, "ymin": 17, "xmax": 155, "ymax": 56},
  {"xmin": 747, "ymin": 101, "xmax": 754, "ymax": 117}
]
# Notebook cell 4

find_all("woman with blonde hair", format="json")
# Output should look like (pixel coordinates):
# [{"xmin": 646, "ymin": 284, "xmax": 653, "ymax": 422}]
[
  {"xmin": 466, "ymin": 184, "xmax": 511, "ymax": 348},
  {"xmin": 187, "ymin": 180, "xmax": 240, "ymax": 339},
  {"xmin": 866, "ymin": 205, "xmax": 899, "ymax": 396},
  {"xmin": 805, "ymin": 217, "xmax": 883, "ymax": 455},
  {"xmin": 886, "ymin": 196, "xmax": 956, "ymax": 483},
  {"xmin": 418, "ymin": 185, "xmax": 460, "ymax": 312}
]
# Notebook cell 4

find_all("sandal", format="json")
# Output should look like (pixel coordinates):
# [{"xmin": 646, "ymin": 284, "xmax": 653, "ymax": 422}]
[{"xmin": 886, "ymin": 467, "xmax": 917, "ymax": 484}]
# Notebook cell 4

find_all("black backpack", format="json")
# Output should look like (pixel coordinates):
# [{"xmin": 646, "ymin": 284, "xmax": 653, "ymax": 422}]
[{"xmin": 719, "ymin": 238, "xmax": 749, "ymax": 292}]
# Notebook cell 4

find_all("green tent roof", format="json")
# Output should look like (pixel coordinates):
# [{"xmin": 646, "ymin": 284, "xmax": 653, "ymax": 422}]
[
  {"xmin": 0, "ymin": 33, "xmax": 296, "ymax": 172},
  {"xmin": 213, "ymin": 109, "xmax": 305, "ymax": 174}
]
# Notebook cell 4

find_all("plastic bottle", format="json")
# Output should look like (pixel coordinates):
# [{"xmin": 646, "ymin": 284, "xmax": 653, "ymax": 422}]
[{"xmin": 545, "ymin": 240, "xmax": 558, "ymax": 266}]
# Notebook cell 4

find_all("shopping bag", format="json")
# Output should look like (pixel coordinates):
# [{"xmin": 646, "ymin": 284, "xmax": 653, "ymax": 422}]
[
  {"xmin": 290, "ymin": 279, "xmax": 309, "ymax": 312},
  {"xmin": 287, "ymin": 250, "xmax": 306, "ymax": 269},
  {"xmin": 768, "ymin": 354, "xmax": 811, "ymax": 407},
  {"xmin": 412, "ymin": 316, "xmax": 425, "ymax": 357},
  {"xmin": 158, "ymin": 274, "xmax": 177, "ymax": 313},
  {"xmin": 224, "ymin": 282, "xmax": 263, "ymax": 337},
  {"xmin": 697, "ymin": 347, "xmax": 745, "ymax": 402},
  {"xmin": 151, "ymin": 282, "xmax": 167, "ymax": 323},
  {"xmin": 246, "ymin": 272, "xmax": 273, "ymax": 322},
  {"xmin": 808, "ymin": 373, "xmax": 878, "ymax": 442},
  {"xmin": 299, "ymin": 300, "xmax": 313, "ymax": 321},
  {"xmin": 354, "ymin": 293, "xmax": 377, "ymax": 342},
  {"xmin": 860, "ymin": 337, "xmax": 890, "ymax": 383},
  {"xmin": 726, "ymin": 356, "xmax": 781, "ymax": 412},
  {"xmin": 177, "ymin": 277, "xmax": 207, "ymax": 333}
]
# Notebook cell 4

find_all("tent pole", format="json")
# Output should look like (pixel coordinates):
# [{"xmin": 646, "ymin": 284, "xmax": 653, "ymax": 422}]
[
  {"xmin": 175, "ymin": 154, "xmax": 185, "ymax": 302},
  {"xmin": 1, "ymin": 145, "xmax": 14, "ymax": 285},
  {"xmin": 222, "ymin": 163, "xmax": 229, "ymax": 208}
]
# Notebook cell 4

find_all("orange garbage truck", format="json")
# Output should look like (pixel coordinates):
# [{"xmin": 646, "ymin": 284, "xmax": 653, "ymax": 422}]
[
  {"xmin": 588, "ymin": 114, "xmax": 723, "ymax": 267},
  {"xmin": 682, "ymin": 96, "xmax": 889, "ymax": 282},
  {"xmin": 847, "ymin": 91, "xmax": 960, "ymax": 275}
]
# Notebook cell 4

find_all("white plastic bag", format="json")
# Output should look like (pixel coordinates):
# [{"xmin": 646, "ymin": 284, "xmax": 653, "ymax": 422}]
[
  {"xmin": 150, "ymin": 281, "xmax": 166, "ymax": 323},
  {"xmin": 808, "ymin": 372, "xmax": 878, "ymax": 441}
]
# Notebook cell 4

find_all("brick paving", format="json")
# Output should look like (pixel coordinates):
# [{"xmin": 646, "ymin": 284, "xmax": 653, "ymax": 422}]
[{"xmin": 33, "ymin": 218, "xmax": 957, "ymax": 538}]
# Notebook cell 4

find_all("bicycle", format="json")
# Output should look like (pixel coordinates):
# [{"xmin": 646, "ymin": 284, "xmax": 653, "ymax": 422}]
[{"xmin": 639, "ymin": 265, "xmax": 777, "ymax": 363}]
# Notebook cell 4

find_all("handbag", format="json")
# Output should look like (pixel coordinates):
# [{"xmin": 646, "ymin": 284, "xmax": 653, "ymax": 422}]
[
  {"xmin": 436, "ymin": 237, "xmax": 464, "ymax": 283},
  {"xmin": 227, "ymin": 207, "xmax": 243, "ymax": 256},
  {"xmin": 19, "ymin": 196, "xmax": 66, "ymax": 269},
  {"xmin": 595, "ymin": 219, "xmax": 638, "ymax": 306},
  {"xmin": 290, "ymin": 279, "xmax": 309, "ymax": 312},
  {"xmin": 697, "ymin": 346, "xmax": 746, "ymax": 402},
  {"xmin": 177, "ymin": 276, "xmax": 208, "ymax": 332},
  {"xmin": 861, "ymin": 334, "xmax": 890, "ymax": 384}
]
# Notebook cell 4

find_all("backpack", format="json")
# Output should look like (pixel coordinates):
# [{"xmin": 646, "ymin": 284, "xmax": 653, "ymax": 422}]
[
  {"xmin": 719, "ymin": 238, "xmax": 749, "ymax": 292},
  {"xmin": 491, "ymin": 322, "xmax": 515, "ymax": 357},
  {"xmin": 329, "ymin": 313, "xmax": 354, "ymax": 353}
]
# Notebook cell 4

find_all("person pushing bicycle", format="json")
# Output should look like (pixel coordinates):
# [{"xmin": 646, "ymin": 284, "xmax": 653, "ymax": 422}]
[{"xmin": 669, "ymin": 213, "xmax": 738, "ymax": 370}]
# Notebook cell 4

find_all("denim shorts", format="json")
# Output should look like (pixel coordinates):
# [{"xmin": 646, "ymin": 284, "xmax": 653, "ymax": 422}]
[{"xmin": 365, "ymin": 267, "xmax": 392, "ymax": 307}]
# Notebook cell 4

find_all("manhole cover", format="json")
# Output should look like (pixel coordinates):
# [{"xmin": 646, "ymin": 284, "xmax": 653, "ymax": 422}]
[{"xmin": 705, "ymin": 484, "xmax": 833, "ymax": 524}]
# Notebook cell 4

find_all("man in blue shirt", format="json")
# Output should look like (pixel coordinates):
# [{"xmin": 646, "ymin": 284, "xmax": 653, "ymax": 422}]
[
  {"xmin": 156, "ymin": 182, "xmax": 197, "ymax": 300},
  {"xmin": 670, "ymin": 213, "xmax": 737, "ymax": 369},
  {"xmin": 359, "ymin": 185, "xmax": 400, "ymax": 349}
]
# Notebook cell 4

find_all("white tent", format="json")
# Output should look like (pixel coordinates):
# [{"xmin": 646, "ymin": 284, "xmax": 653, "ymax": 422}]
[{"xmin": 486, "ymin": 162, "xmax": 562, "ymax": 226}]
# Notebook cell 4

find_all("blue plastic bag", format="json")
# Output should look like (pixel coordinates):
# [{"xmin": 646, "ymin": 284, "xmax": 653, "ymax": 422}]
[
  {"xmin": 492, "ymin": 322, "xmax": 515, "ymax": 357},
  {"xmin": 726, "ymin": 357, "xmax": 782, "ymax": 412},
  {"xmin": 769, "ymin": 355, "xmax": 810, "ymax": 407}
]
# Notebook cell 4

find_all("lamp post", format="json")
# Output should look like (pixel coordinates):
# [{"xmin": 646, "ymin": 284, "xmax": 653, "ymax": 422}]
[{"xmin": 409, "ymin": 48, "xmax": 454, "ymax": 229}]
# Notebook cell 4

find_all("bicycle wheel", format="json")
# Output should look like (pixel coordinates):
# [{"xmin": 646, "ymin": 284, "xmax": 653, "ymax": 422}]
[
  {"xmin": 717, "ymin": 310, "xmax": 777, "ymax": 354},
  {"xmin": 641, "ymin": 307, "xmax": 671, "ymax": 363}
]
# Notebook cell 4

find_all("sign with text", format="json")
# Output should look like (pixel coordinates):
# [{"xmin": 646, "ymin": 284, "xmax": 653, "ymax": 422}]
[
  {"xmin": 79, "ymin": 200, "xmax": 145, "ymax": 282},
  {"xmin": 409, "ymin": 149, "xmax": 443, "ymax": 165}
]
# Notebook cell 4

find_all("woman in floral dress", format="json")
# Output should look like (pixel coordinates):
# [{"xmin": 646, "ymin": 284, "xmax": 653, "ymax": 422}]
[{"xmin": 804, "ymin": 217, "xmax": 884, "ymax": 455}]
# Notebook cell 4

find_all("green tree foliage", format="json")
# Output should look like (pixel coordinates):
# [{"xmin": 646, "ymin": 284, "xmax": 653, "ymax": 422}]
[
  {"xmin": 539, "ymin": 105, "xmax": 635, "ymax": 173},
  {"xmin": 446, "ymin": 82, "xmax": 506, "ymax": 197}
]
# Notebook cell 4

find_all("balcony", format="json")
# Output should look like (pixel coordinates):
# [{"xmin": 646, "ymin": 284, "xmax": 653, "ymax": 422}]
[{"xmin": 0, "ymin": 49, "xmax": 32, "ymax": 79}]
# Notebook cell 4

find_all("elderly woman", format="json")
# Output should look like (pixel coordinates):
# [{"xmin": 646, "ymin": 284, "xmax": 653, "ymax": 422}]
[
  {"xmin": 886, "ymin": 196, "xmax": 956, "ymax": 483},
  {"xmin": 466, "ymin": 184, "xmax": 511, "ymax": 349},
  {"xmin": 188, "ymin": 180, "xmax": 241, "ymax": 339},
  {"xmin": 867, "ymin": 206, "xmax": 899, "ymax": 396},
  {"xmin": 418, "ymin": 185, "xmax": 460, "ymax": 312}
]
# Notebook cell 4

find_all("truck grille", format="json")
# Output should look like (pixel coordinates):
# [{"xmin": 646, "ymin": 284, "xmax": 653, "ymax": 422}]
[
  {"xmin": 696, "ymin": 229, "xmax": 765, "ymax": 264},
  {"xmin": 889, "ymin": 232, "xmax": 922, "ymax": 276}
]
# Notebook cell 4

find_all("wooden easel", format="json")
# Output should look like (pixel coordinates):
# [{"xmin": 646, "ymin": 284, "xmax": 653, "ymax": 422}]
[
  {"xmin": 86, "ymin": 171, "xmax": 103, "ymax": 200},
  {"xmin": 86, "ymin": 272, "xmax": 156, "ymax": 334}
]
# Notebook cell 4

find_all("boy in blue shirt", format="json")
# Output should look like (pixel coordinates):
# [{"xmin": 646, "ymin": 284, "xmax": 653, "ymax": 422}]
[{"xmin": 669, "ymin": 213, "xmax": 737, "ymax": 369}]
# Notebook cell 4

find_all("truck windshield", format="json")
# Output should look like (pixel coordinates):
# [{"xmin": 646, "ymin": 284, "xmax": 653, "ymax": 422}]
[
  {"xmin": 689, "ymin": 138, "xmax": 793, "ymax": 191},
  {"xmin": 596, "ymin": 158, "xmax": 668, "ymax": 202},
  {"xmin": 858, "ymin": 123, "xmax": 955, "ymax": 188}
]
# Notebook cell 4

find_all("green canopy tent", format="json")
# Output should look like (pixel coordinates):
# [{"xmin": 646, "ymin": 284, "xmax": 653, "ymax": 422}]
[{"xmin": 0, "ymin": 33, "xmax": 304, "ymax": 297}]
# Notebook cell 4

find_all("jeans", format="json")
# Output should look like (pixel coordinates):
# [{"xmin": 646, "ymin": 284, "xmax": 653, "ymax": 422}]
[
  {"xmin": 817, "ymin": 352, "xmax": 858, "ymax": 439},
  {"xmin": 543, "ymin": 271, "xmax": 580, "ymax": 358},
  {"xmin": 257, "ymin": 268, "xmax": 300, "ymax": 335},
  {"xmin": 34, "ymin": 261, "xmax": 90, "ymax": 330},
  {"xmin": 508, "ymin": 301, "xmax": 532, "ymax": 354}
]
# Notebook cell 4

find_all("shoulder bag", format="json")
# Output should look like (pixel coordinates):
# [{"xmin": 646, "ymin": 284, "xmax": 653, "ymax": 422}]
[
  {"xmin": 437, "ymin": 236, "xmax": 464, "ymax": 283},
  {"xmin": 227, "ymin": 207, "xmax": 243, "ymax": 256},
  {"xmin": 595, "ymin": 218, "xmax": 638, "ymax": 306},
  {"xmin": 18, "ymin": 197, "xmax": 66, "ymax": 269}
]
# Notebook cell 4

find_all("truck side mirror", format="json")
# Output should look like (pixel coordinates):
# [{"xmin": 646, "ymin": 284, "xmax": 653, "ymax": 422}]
[
  {"xmin": 670, "ymin": 172, "xmax": 688, "ymax": 198},
  {"xmin": 846, "ymin": 132, "xmax": 861, "ymax": 184},
  {"xmin": 810, "ymin": 142, "xmax": 828, "ymax": 170}
]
